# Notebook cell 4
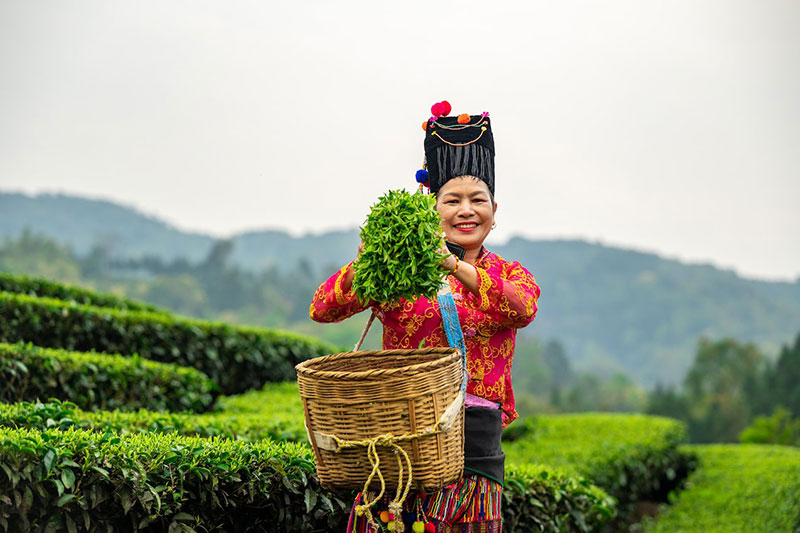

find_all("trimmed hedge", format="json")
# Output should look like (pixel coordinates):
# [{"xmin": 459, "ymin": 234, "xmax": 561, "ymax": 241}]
[
  {"xmin": 503, "ymin": 413, "xmax": 695, "ymax": 521},
  {"xmin": 0, "ymin": 382, "xmax": 314, "ymax": 445},
  {"xmin": 0, "ymin": 398, "xmax": 301, "ymax": 443},
  {"xmin": 0, "ymin": 424, "xmax": 617, "ymax": 533},
  {"xmin": 0, "ymin": 292, "xmax": 339, "ymax": 395},
  {"xmin": 0, "ymin": 396, "xmax": 620, "ymax": 531},
  {"xmin": 0, "ymin": 342, "xmax": 215, "ymax": 413},
  {"xmin": 212, "ymin": 381, "xmax": 306, "ymax": 440},
  {"xmin": 503, "ymin": 463, "xmax": 616, "ymax": 532},
  {"xmin": 644, "ymin": 444, "xmax": 800, "ymax": 533},
  {"xmin": 0, "ymin": 426, "xmax": 350, "ymax": 532},
  {"xmin": 0, "ymin": 272, "xmax": 165, "ymax": 314},
  {"xmin": 0, "ymin": 382, "xmax": 693, "ymax": 531}
]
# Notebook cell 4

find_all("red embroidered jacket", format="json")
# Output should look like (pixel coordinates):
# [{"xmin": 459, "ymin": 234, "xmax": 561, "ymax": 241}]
[{"xmin": 309, "ymin": 248, "xmax": 540, "ymax": 426}]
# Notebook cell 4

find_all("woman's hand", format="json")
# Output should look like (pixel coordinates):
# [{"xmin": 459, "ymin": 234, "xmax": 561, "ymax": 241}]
[
  {"xmin": 439, "ymin": 242, "xmax": 458, "ymax": 273},
  {"xmin": 340, "ymin": 240, "xmax": 364, "ymax": 292}
]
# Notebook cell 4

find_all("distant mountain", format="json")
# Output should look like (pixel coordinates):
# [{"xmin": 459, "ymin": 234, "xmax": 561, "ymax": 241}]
[
  {"xmin": 3, "ymin": 191, "xmax": 799, "ymax": 386},
  {"xmin": 492, "ymin": 238, "xmax": 800, "ymax": 384},
  {"xmin": 0, "ymin": 192, "xmax": 213, "ymax": 261}
]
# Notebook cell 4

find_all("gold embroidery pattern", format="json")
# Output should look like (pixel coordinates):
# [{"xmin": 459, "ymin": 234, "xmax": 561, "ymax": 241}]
[
  {"xmin": 334, "ymin": 265, "xmax": 351, "ymax": 305},
  {"xmin": 477, "ymin": 267, "xmax": 492, "ymax": 311}
]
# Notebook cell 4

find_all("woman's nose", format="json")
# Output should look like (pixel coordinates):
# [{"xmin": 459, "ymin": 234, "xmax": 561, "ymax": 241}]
[{"xmin": 458, "ymin": 200, "xmax": 475, "ymax": 215}]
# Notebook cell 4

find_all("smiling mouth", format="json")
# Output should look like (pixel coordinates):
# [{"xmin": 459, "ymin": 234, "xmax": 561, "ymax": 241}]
[{"xmin": 454, "ymin": 222, "xmax": 479, "ymax": 230}]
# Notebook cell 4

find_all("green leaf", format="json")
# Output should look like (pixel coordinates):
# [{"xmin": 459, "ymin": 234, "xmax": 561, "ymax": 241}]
[
  {"xmin": 61, "ymin": 469, "xmax": 75, "ymax": 489},
  {"xmin": 57, "ymin": 493, "xmax": 76, "ymax": 507},
  {"xmin": 90, "ymin": 466, "xmax": 109, "ymax": 478},
  {"xmin": 304, "ymin": 488, "xmax": 317, "ymax": 513},
  {"xmin": 43, "ymin": 449, "xmax": 56, "ymax": 474},
  {"xmin": 65, "ymin": 513, "xmax": 78, "ymax": 533}
]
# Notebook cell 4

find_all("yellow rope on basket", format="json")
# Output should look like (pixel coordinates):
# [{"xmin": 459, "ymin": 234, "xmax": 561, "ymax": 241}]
[
  {"xmin": 316, "ymin": 387, "xmax": 466, "ymax": 533},
  {"xmin": 335, "ymin": 429, "xmax": 437, "ymax": 533}
]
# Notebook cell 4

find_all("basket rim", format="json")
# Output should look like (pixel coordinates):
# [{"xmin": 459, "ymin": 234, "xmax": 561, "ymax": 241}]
[{"xmin": 295, "ymin": 346, "xmax": 461, "ymax": 381}]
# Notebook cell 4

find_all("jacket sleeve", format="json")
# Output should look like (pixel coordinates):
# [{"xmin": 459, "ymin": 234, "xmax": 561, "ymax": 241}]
[
  {"xmin": 471, "ymin": 260, "xmax": 540, "ymax": 329},
  {"xmin": 309, "ymin": 262, "xmax": 370, "ymax": 323}
]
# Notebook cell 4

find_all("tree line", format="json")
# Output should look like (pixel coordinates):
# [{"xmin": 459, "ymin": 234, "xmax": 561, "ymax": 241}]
[
  {"xmin": 647, "ymin": 335, "xmax": 800, "ymax": 445},
  {"xmin": 1, "ymin": 230, "xmax": 797, "ymax": 445}
]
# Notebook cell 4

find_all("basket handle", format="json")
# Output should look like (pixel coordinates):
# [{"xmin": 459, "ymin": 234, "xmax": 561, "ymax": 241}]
[
  {"xmin": 353, "ymin": 287, "xmax": 467, "ymax": 394},
  {"xmin": 354, "ymin": 309, "xmax": 377, "ymax": 351}
]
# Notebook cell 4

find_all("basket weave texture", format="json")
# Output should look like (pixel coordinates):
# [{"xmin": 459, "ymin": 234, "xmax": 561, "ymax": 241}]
[{"xmin": 295, "ymin": 347, "xmax": 465, "ymax": 492}]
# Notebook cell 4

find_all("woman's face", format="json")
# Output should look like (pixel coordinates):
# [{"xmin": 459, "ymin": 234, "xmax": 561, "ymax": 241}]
[{"xmin": 435, "ymin": 176, "xmax": 497, "ymax": 252}]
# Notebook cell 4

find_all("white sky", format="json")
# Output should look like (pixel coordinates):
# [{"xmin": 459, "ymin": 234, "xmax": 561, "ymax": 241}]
[{"xmin": 1, "ymin": 1, "xmax": 798, "ymax": 281}]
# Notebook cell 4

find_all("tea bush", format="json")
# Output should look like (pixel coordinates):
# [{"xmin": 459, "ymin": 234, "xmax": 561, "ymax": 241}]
[
  {"xmin": 0, "ymin": 272, "xmax": 165, "ymax": 314},
  {"xmin": 0, "ymin": 389, "xmax": 625, "ymax": 531},
  {"xmin": 0, "ymin": 426, "xmax": 351, "ymax": 532},
  {"xmin": 0, "ymin": 342, "xmax": 215, "ymax": 413},
  {"xmin": 503, "ymin": 463, "xmax": 616, "ymax": 532},
  {"xmin": 503, "ymin": 413, "xmax": 694, "ymax": 520},
  {"xmin": 0, "ymin": 423, "xmax": 617, "ymax": 533},
  {"xmin": 0, "ymin": 292, "xmax": 339, "ymax": 395},
  {"xmin": 0, "ymin": 396, "xmax": 303, "ymax": 443},
  {"xmin": 644, "ymin": 444, "xmax": 800, "ymax": 532}
]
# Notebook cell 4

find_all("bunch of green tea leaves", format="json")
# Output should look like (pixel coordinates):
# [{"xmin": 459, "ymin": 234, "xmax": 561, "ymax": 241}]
[{"xmin": 353, "ymin": 189, "xmax": 449, "ymax": 304}]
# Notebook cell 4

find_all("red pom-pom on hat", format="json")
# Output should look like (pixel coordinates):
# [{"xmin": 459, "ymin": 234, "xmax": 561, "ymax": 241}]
[
  {"xmin": 440, "ymin": 100, "xmax": 452, "ymax": 116},
  {"xmin": 431, "ymin": 102, "xmax": 445, "ymax": 117}
]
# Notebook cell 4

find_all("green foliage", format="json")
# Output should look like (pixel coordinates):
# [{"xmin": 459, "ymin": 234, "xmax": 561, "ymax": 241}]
[
  {"xmin": 0, "ymin": 425, "xmax": 351, "ymax": 532},
  {"xmin": 0, "ymin": 409, "xmax": 623, "ymax": 532},
  {"xmin": 0, "ymin": 291, "xmax": 339, "ymax": 395},
  {"xmin": 0, "ymin": 396, "xmax": 304, "ymax": 443},
  {"xmin": 766, "ymin": 333, "xmax": 800, "ymax": 417},
  {"xmin": 0, "ymin": 229, "xmax": 81, "ymax": 283},
  {"xmin": 1, "ymin": 391, "xmax": 659, "ymax": 531},
  {"xmin": 503, "ymin": 413, "xmax": 694, "ymax": 521},
  {"xmin": 352, "ymin": 190, "xmax": 448, "ymax": 304},
  {"xmin": 0, "ymin": 382, "xmax": 307, "ymax": 443},
  {"xmin": 739, "ymin": 406, "xmax": 800, "ymax": 447},
  {"xmin": 0, "ymin": 342, "xmax": 215, "ymax": 413},
  {"xmin": 646, "ymin": 337, "xmax": 777, "ymax": 444},
  {"xmin": 503, "ymin": 463, "xmax": 616, "ymax": 532},
  {"xmin": 643, "ymin": 444, "xmax": 800, "ymax": 532},
  {"xmin": 646, "ymin": 384, "xmax": 690, "ymax": 422},
  {"xmin": 0, "ymin": 271, "xmax": 166, "ymax": 314},
  {"xmin": 555, "ymin": 372, "xmax": 647, "ymax": 413}
]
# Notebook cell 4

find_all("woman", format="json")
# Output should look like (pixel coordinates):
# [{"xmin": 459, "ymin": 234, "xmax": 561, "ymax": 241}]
[{"xmin": 309, "ymin": 104, "xmax": 540, "ymax": 533}]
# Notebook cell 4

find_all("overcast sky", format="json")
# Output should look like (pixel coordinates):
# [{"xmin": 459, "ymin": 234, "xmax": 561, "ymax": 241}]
[{"xmin": 1, "ymin": 1, "xmax": 798, "ymax": 281}]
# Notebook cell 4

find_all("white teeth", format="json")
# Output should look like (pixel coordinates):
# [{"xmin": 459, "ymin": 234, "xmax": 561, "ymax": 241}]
[{"xmin": 455, "ymin": 223, "xmax": 478, "ymax": 228}]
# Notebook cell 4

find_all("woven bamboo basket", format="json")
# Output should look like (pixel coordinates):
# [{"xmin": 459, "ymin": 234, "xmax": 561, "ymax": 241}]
[{"xmin": 295, "ymin": 346, "xmax": 465, "ymax": 492}]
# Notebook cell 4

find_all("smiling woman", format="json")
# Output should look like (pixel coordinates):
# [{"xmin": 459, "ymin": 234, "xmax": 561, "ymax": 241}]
[
  {"xmin": 309, "ymin": 102, "xmax": 540, "ymax": 533},
  {"xmin": 437, "ymin": 176, "xmax": 497, "ymax": 262}
]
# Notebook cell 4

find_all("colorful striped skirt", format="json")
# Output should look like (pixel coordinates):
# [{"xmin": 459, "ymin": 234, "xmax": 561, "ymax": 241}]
[{"xmin": 346, "ymin": 475, "xmax": 503, "ymax": 533}]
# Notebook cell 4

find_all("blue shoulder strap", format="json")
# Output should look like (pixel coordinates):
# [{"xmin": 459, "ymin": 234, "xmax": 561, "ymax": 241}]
[{"xmin": 437, "ymin": 283, "xmax": 467, "ymax": 394}]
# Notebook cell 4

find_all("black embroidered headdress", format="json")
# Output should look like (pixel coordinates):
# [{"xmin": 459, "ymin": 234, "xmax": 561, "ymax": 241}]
[{"xmin": 416, "ymin": 101, "xmax": 495, "ymax": 196}]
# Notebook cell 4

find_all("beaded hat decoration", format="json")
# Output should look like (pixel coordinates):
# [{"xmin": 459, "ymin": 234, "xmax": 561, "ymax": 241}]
[{"xmin": 415, "ymin": 100, "xmax": 495, "ymax": 196}]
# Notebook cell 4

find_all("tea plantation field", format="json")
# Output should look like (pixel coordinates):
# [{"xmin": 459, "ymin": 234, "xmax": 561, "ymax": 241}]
[{"xmin": 0, "ymin": 273, "xmax": 798, "ymax": 531}]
